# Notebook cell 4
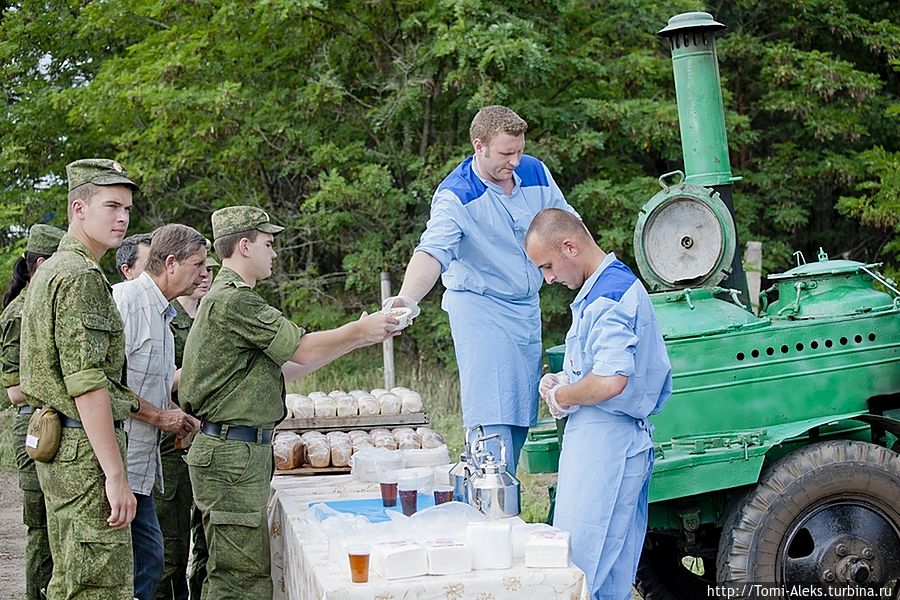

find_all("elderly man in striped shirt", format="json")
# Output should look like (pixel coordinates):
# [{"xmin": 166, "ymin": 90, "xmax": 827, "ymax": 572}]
[{"xmin": 113, "ymin": 224, "xmax": 206, "ymax": 600}]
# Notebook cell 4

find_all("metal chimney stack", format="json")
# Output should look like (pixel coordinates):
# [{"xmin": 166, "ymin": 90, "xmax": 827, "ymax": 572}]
[{"xmin": 658, "ymin": 12, "xmax": 750, "ymax": 303}]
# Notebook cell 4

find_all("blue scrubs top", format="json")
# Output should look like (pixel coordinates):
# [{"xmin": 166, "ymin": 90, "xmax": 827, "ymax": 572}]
[
  {"xmin": 415, "ymin": 155, "xmax": 577, "ymax": 428},
  {"xmin": 562, "ymin": 252, "xmax": 672, "ymax": 436},
  {"xmin": 556, "ymin": 253, "xmax": 672, "ymax": 598}
]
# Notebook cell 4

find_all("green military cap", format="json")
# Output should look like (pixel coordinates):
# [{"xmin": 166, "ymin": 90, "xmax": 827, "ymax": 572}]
[
  {"xmin": 25, "ymin": 224, "xmax": 66, "ymax": 255},
  {"xmin": 66, "ymin": 158, "xmax": 138, "ymax": 192},
  {"xmin": 206, "ymin": 255, "xmax": 220, "ymax": 268},
  {"xmin": 211, "ymin": 206, "xmax": 284, "ymax": 240}
]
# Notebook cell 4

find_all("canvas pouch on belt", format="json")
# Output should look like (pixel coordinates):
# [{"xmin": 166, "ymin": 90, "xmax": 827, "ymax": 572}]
[{"xmin": 25, "ymin": 406, "xmax": 61, "ymax": 462}]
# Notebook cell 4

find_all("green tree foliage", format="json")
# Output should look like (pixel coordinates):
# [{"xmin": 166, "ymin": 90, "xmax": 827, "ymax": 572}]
[{"xmin": 1, "ymin": 0, "xmax": 897, "ymax": 366}]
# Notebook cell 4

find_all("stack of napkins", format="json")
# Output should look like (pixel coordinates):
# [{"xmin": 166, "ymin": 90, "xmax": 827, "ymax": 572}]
[
  {"xmin": 424, "ymin": 539, "xmax": 471, "ymax": 575},
  {"xmin": 466, "ymin": 521, "xmax": 512, "ymax": 570},
  {"xmin": 525, "ymin": 530, "xmax": 571, "ymax": 568},
  {"xmin": 371, "ymin": 540, "xmax": 428, "ymax": 579}
]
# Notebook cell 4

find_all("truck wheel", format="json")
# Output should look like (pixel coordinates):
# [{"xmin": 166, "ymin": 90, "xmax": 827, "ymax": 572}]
[
  {"xmin": 635, "ymin": 534, "xmax": 715, "ymax": 600},
  {"xmin": 717, "ymin": 440, "xmax": 900, "ymax": 593}
]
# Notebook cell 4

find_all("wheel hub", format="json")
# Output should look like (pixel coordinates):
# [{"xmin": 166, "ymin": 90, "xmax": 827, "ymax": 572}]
[{"xmin": 780, "ymin": 501, "xmax": 900, "ymax": 585}]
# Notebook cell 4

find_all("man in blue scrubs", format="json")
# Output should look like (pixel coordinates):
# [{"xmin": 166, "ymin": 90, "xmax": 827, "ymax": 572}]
[
  {"xmin": 386, "ymin": 105, "xmax": 578, "ymax": 474},
  {"xmin": 525, "ymin": 208, "xmax": 671, "ymax": 600}
]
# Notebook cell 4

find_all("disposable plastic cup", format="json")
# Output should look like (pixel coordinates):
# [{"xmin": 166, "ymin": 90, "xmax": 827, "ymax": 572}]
[
  {"xmin": 433, "ymin": 484, "xmax": 453, "ymax": 505},
  {"xmin": 398, "ymin": 477, "xmax": 418, "ymax": 516},
  {"xmin": 379, "ymin": 473, "xmax": 398, "ymax": 507},
  {"xmin": 347, "ymin": 545, "xmax": 370, "ymax": 583}
]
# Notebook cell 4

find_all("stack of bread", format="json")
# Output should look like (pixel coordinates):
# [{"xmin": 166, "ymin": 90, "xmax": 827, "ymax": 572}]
[
  {"xmin": 284, "ymin": 387, "xmax": 424, "ymax": 419},
  {"xmin": 273, "ymin": 426, "xmax": 446, "ymax": 470}
]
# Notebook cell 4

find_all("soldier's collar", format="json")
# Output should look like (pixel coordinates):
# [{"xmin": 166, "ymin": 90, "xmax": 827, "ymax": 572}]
[{"xmin": 218, "ymin": 266, "xmax": 253, "ymax": 289}]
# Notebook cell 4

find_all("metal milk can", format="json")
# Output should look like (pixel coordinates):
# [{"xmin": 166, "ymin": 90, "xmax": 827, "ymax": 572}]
[
  {"xmin": 466, "ymin": 435, "xmax": 521, "ymax": 518},
  {"xmin": 450, "ymin": 424, "xmax": 485, "ymax": 503}
]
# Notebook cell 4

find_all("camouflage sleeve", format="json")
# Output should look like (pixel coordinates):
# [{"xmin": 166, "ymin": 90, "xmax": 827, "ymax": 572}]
[
  {"xmin": 1, "ymin": 314, "xmax": 21, "ymax": 389},
  {"xmin": 55, "ymin": 272, "xmax": 117, "ymax": 398},
  {"xmin": 228, "ymin": 291, "xmax": 304, "ymax": 366}
]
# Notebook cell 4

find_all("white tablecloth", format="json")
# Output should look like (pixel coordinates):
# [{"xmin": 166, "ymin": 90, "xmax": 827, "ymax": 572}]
[{"xmin": 268, "ymin": 474, "xmax": 590, "ymax": 600}]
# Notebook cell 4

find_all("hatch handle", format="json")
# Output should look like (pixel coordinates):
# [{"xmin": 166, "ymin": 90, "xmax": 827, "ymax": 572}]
[
  {"xmin": 658, "ymin": 170, "xmax": 685, "ymax": 193},
  {"xmin": 723, "ymin": 288, "xmax": 746, "ymax": 309}
]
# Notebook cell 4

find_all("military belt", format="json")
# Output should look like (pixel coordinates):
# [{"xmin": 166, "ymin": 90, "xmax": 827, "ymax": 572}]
[
  {"xmin": 59, "ymin": 414, "xmax": 124, "ymax": 429},
  {"xmin": 17, "ymin": 405, "xmax": 34, "ymax": 415},
  {"xmin": 201, "ymin": 420, "xmax": 274, "ymax": 444}
]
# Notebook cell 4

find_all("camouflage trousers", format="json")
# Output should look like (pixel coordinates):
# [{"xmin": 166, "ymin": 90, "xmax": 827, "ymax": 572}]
[
  {"xmin": 186, "ymin": 433, "xmax": 273, "ymax": 600},
  {"xmin": 154, "ymin": 434, "xmax": 204, "ymax": 600},
  {"xmin": 15, "ymin": 411, "xmax": 53, "ymax": 600},
  {"xmin": 35, "ymin": 427, "xmax": 134, "ymax": 600}
]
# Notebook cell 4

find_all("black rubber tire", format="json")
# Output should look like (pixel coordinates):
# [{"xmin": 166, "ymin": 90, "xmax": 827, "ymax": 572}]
[
  {"xmin": 635, "ymin": 534, "xmax": 715, "ymax": 600},
  {"xmin": 717, "ymin": 440, "xmax": 900, "ymax": 589}
]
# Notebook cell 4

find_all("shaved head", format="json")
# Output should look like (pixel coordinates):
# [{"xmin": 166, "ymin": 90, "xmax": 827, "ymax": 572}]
[{"xmin": 525, "ymin": 208, "xmax": 591, "ymax": 251}]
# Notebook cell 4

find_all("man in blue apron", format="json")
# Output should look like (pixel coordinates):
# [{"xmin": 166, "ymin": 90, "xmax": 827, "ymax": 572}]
[
  {"xmin": 525, "ymin": 208, "xmax": 671, "ymax": 600},
  {"xmin": 385, "ymin": 105, "xmax": 578, "ymax": 474}
]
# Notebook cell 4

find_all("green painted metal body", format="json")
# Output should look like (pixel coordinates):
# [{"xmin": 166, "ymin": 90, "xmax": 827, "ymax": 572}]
[
  {"xmin": 546, "ymin": 256, "xmax": 900, "ymax": 529},
  {"xmin": 658, "ymin": 12, "xmax": 735, "ymax": 187}
]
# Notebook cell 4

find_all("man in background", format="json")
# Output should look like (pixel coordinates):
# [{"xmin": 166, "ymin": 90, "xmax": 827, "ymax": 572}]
[
  {"xmin": 1, "ymin": 223, "xmax": 65, "ymax": 600},
  {"xmin": 113, "ymin": 224, "xmax": 205, "ymax": 600},
  {"xmin": 117, "ymin": 233, "xmax": 153, "ymax": 280},
  {"xmin": 155, "ymin": 250, "xmax": 217, "ymax": 600}
]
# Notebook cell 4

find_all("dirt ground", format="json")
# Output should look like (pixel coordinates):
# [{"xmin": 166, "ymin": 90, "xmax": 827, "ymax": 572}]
[{"xmin": 0, "ymin": 471, "xmax": 26, "ymax": 600}]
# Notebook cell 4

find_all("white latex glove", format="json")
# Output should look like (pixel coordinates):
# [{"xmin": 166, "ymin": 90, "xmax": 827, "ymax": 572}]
[
  {"xmin": 539, "ymin": 372, "xmax": 569, "ymax": 399},
  {"xmin": 382, "ymin": 295, "xmax": 421, "ymax": 320},
  {"xmin": 547, "ymin": 383, "xmax": 579, "ymax": 419}
]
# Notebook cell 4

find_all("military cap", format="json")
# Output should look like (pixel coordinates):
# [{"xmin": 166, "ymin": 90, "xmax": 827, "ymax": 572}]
[
  {"xmin": 25, "ymin": 224, "xmax": 66, "ymax": 255},
  {"xmin": 66, "ymin": 158, "xmax": 138, "ymax": 192},
  {"xmin": 211, "ymin": 206, "xmax": 284, "ymax": 240},
  {"xmin": 206, "ymin": 255, "xmax": 220, "ymax": 268}
]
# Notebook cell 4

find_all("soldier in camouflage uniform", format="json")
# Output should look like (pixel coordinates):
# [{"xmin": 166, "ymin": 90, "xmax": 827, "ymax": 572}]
[
  {"xmin": 154, "ymin": 252, "xmax": 217, "ymax": 600},
  {"xmin": 1, "ymin": 223, "xmax": 66, "ymax": 600},
  {"xmin": 20, "ymin": 158, "xmax": 142, "ymax": 600},
  {"xmin": 180, "ymin": 206, "xmax": 398, "ymax": 599}
]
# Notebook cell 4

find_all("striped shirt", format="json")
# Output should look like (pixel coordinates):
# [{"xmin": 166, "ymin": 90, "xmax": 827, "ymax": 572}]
[{"xmin": 113, "ymin": 272, "xmax": 176, "ymax": 495}]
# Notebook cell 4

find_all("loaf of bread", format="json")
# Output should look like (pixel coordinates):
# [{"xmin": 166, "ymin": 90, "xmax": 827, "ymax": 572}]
[
  {"xmin": 357, "ymin": 395, "xmax": 380, "ymax": 416},
  {"xmin": 335, "ymin": 395, "xmax": 358, "ymax": 417},
  {"xmin": 327, "ymin": 431, "xmax": 352, "ymax": 467},
  {"xmin": 400, "ymin": 391, "xmax": 423, "ymax": 414},
  {"xmin": 313, "ymin": 396, "xmax": 336, "ymax": 418},
  {"xmin": 370, "ymin": 428, "xmax": 398, "ymax": 450},
  {"xmin": 378, "ymin": 393, "xmax": 401, "ymax": 416},
  {"xmin": 285, "ymin": 394, "xmax": 314, "ymax": 419},
  {"xmin": 417, "ymin": 427, "xmax": 445, "ymax": 449},
  {"xmin": 273, "ymin": 432, "xmax": 304, "ymax": 470}
]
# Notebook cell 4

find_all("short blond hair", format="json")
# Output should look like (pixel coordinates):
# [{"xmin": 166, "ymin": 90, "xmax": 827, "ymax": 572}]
[{"xmin": 469, "ymin": 105, "xmax": 528, "ymax": 146}]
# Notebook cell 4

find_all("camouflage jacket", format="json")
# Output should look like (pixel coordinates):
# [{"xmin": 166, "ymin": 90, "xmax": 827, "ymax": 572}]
[
  {"xmin": 1, "ymin": 289, "xmax": 24, "ymax": 393},
  {"xmin": 180, "ymin": 267, "xmax": 303, "ymax": 429},
  {"xmin": 20, "ymin": 234, "xmax": 140, "ymax": 420},
  {"xmin": 170, "ymin": 298, "xmax": 193, "ymax": 369}
]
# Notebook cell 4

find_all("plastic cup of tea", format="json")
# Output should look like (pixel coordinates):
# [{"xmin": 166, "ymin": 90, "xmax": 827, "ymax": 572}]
[
  {"xmin": 347, "ymin": 544, "xmax": 370, "ymax": 583},
  {"xmin": 398, "ymin": 476, "xmax": 418, "ymax": 516},
  {"xmin": 433, "ymin": 484, "xmax": 454, "ymax": 505},
  {"xmin": 379, "ymin": 472, "xmax": 398, "ymax": 507}
]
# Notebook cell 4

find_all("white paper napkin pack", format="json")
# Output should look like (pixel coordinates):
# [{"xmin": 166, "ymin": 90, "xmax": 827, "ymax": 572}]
[
  {"xmin": 525, "ymin": 530, "xmax": 571, "ymax": 568},
  {"xmin": 371, "ymin": 540, "xmax": 429, "ymax": 579},
  {"xmin": 466, "ymin": 521, "xmax": 513, "ymax": 570},
  {"xmin": 424, "ymin": 538, "xmax": 472, "ymax": 575}
]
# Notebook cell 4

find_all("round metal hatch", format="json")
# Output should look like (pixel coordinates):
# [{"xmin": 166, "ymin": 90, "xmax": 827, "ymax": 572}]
[{"xmin": 633, "ymin": 171, "xmax": 736, "ymax": 291}]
